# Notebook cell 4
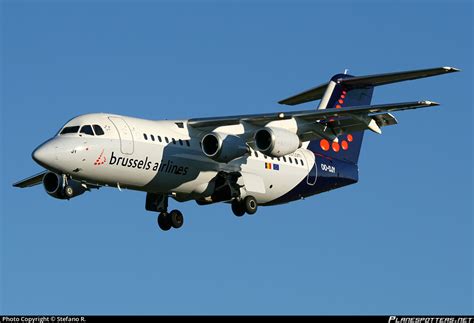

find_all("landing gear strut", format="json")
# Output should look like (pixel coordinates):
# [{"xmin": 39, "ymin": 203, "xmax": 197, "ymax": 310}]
[
  {"xmin": 146, "ymin": 193, "xmax": 184, "ymax": 231},
  {"xmin": 231, "ymin": 195, "xmax": 258, "ymax": 217}
]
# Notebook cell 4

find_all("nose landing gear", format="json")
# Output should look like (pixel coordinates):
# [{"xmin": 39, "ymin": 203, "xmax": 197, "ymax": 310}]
[{"xmin": 64, "ymin": 185, "xmax": 75, "ymax": 199}]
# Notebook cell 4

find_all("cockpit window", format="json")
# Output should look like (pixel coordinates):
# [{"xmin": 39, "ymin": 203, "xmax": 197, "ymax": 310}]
[
  {"xmin": 80, "ymin": 125, "xmax": 94, "ymax": 136},
  {"xmin": 93, "ymin": 125, "xmax": 104, "ymax": 136},
  {"xmin": 60, "ymin": 126, "xmax": 80, "ymax": 135}
]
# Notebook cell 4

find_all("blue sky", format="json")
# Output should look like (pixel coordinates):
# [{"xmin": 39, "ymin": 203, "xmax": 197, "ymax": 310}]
[{"xmin": 1, "ymin": 0, "xmax": 472, "ymax": 315}]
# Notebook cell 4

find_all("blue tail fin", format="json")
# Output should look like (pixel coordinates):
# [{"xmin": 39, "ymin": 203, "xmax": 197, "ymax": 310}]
[{"xmin": 307, "ymin": 73, "xmax": 374, "ymax": 164}]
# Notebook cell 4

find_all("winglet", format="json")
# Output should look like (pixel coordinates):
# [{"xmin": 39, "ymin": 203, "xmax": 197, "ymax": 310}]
[
  {"xmin": 421, "ymin": 100, "xmax": 440, "ymax": 106},
  {"xmin": 443, "ymin": 66, "xmax": 461, "ymax": 72}
]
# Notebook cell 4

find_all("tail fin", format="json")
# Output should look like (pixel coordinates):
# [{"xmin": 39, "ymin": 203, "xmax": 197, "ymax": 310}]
[
  {"xmin": 279, "ymin": 67, "xmax": 460, "ymax": 164},
  {"xmin": 308, "ymin": 73, "xmax": 374, "ymax": 164}
]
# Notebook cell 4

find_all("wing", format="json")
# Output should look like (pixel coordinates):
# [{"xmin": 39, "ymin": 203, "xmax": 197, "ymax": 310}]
[
  {"xmin": 188, "ymin": 100, "xmax": 437, "ymax": 142},
  {"xmin": 188, "ymin": 100, "xmax": 436, "ymax": 127},
  {"xmin": 13, "ymin": 171, "xmax": 47, "ymax": 188}
]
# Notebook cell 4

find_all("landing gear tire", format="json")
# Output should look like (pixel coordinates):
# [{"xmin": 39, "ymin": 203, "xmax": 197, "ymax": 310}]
[
  {"xmin": 231, "ymin": 199, "xmax": 245, "ymax": 217},
  {"xmin": 157, "ymin": 212, "xmax": 172, "ymax": 231},
  {"xmin": 243, "ymin": 196, "xmax": 258, "ymax": 215},
  {"xmin": 64, "ymin": 185, "xmax": 74, "ymax": 199},
  {"xmin": 169, "ymin": 209, "xmax": 184, "ymax": 229}
]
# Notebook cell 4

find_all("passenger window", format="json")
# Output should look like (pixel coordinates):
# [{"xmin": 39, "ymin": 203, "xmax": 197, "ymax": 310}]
[
  {"xmin": 295, "ymin": 159, "xmax": 299, "ymax": 165},
  {"xmin": 186, "ymin": 140, "xmax": 190, "ymax": 147},
  {"xmin": 289, "ymin": 157, "xmax": 293, "ymax": 163},
  {"xmin": 93, "ymin": 125, "xmax": 105, "ymax": 136},
  {"xmin": 60, "ymin": 126, "xmax": 80, "ymax": 134},
  {"xmin": 263, "ymin": 155, "xmax": 267, "ymax": 159},
  {"xmin": 165, "ymin": 137, "xmax": 169, "ymax": 143},
  {"xmin": 283, "ymin": 156, "xmax": 287, "ymax": 162},
  {"xmin": 179, "ymin": 139, "xmax": 183, "ymax": 146},
  {"xmin": 80, "ymin": 125, "xmax": 94, "ymax": 136},
  {"xmin": 255, "ymin": 151, "xmax": 259, "ymax": 158},
  {"xmin": 157, "ymin": 136, "xmax": 162, "ymax": 142},
  {"xmin": 172, "ymin": 138, "xmax": 176, "ymax": 144},
  {"xmin": 144, "ymin": 133, "xmax": 148, "ymax": 140},
  {"xmin": 150, "ymin": 134, "xmax": 155, "ymax": 141},
  {"xmin": 300, "ymin": 159, "xmax": 304, "ymax": 166}
]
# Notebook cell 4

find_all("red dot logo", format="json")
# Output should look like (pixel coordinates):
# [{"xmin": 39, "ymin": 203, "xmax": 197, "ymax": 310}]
[
  {"xmin": 317, "ymin": 93, "xmax": 356, "ymax": 154},
  {"xmin": 319, "ymin": 137, "xmax": 352, "ymax": 154},
  {"xmin": 320, "ymin": 139, "xmax": 330, "ymax": 151},
  {"xmin": 94, "ymin": 149, "xmax": 106, "ymax": 166},
  {"xmin": 341, "ymin": 140, "xmax": 348, "ymax": 150}
]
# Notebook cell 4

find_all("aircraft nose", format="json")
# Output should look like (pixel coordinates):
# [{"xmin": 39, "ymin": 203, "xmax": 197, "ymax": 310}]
[{"xmin": 32, "ymin": 141, "xmax": 55, "ymax": 168}]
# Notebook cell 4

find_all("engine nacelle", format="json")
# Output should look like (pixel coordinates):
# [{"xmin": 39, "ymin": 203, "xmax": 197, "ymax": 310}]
[
  {"xmin": 201, "ymin": 132, "xmax": 249, "ymax": 163},
  {"xmin": 43, "ymin": 172, "xmax": 86, "ymax": 199},
  {"xmin": 254, "ymin": 127, "xmax": 300, "ymax": 157}
]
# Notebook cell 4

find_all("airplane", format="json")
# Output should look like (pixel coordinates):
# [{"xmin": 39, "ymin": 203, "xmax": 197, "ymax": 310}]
[{"xmin": 13, "ymin": 66, "xmax": 459, "ymax": 231}]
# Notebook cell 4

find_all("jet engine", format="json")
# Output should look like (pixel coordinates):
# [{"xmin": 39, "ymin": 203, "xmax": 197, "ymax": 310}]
[
  {"xmin": 201, "ymin": 132, "xmax": 249, "ymax": 163},
  {"xmin": 43, "ymin": 172, "xmax": 86, "ymax": 199},
  {"xmin": 254, "ymin": 127, "xmax": 301, "ymax": 157}
]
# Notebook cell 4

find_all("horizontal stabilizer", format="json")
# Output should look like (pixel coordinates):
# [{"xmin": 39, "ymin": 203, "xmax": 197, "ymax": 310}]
[
  {"xmin": 279, "ymin": 66, "xmax": 459, "ymax": 106},
  {"xmin": 341, "ymin": 66, "xmax": 459, "ymax": 88},
  {"xmin": 278, "ymin": 82, "xmax": 329, "ymax": 106}
]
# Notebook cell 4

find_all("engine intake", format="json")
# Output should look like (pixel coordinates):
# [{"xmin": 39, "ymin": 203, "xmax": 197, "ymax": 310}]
[
  {"xmin": 43, "ymin": 172, "xmax": 86, "ymax": 199},
  {"xmin": 255, "ymin": 127, "xmax": 300, "ymax": 157},
  {"xmin": 201, "ymin": 133, "xmax": 249, "ymax": 163}
]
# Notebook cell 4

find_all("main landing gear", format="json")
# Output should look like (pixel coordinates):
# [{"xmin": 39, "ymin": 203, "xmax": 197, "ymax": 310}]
[
  {"xmin": 231, "ymin": 195, "xmax": 258, "ymax": 217},
  {"xmin": 146, "ymin": 193, "xmax": 184, "ymax": 231},
  {"xmin": 157, "ymin": 210, "xmax": 184, "ymax": 231}
]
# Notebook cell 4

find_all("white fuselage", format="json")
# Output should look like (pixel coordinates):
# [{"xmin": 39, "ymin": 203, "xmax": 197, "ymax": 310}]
[{"xmin": 34, "ymin": 113, "xmax": 316, "ymax": 205}]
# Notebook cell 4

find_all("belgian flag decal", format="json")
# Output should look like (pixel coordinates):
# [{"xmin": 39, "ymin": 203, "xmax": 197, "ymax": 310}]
[{"xmin": 265, "ymin": 163, "xmax": 279, "ymax": 171}]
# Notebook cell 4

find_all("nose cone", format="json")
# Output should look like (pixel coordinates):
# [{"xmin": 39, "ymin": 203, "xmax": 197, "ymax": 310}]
[{"xmin": 32, "ymin": 141, "xmax": 55, "ymax": 169}]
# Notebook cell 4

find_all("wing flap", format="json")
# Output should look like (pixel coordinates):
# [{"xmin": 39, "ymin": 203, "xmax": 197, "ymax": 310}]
[{"xmin": 295, "ymin": 100, "xmax": 438, "ymax": 121}]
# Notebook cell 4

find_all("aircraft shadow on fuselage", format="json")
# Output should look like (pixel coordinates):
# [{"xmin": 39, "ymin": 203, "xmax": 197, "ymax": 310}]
[{"xmin": 142, "ymin": 139, "xmax": 251, "ymax": 198}]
